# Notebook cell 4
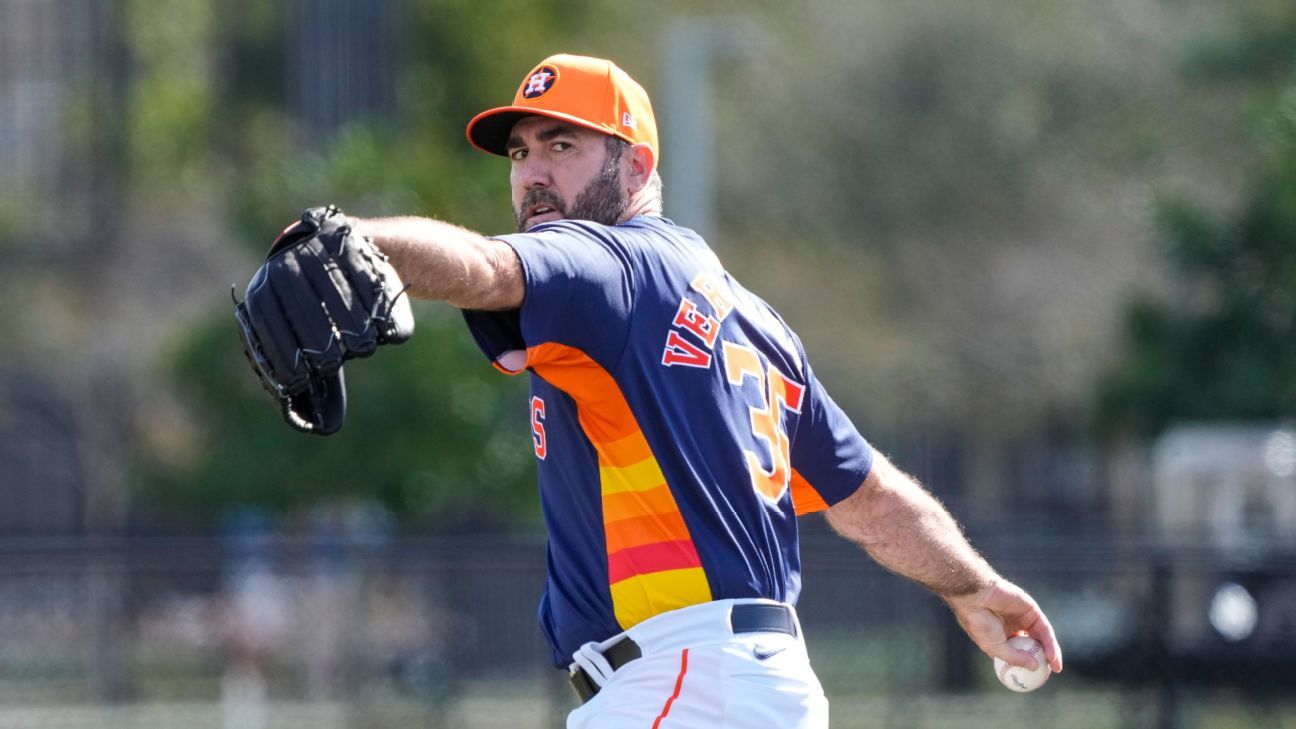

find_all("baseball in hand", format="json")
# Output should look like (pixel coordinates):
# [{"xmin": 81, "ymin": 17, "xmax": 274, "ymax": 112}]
[{"xmin": 994, "ymin": 635, "xmax": 1050, "ymax": 692}]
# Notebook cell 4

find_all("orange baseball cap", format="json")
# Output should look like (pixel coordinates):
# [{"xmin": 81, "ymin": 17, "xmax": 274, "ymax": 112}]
[{"xmin": 466, "ymin": 54, "xmax": 658, "ymax": 169}]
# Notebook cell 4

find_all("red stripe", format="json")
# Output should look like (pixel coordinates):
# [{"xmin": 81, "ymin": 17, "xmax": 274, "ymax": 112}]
[
  {"xmin": 606, "ymin": 540, "xmax": 703, "ymax": 584},
  {"xmin": 652, "ymin": 649, "xmax": 689, "ymax": 729}
]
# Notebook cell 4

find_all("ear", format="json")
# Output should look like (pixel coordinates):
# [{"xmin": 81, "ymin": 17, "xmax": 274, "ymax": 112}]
[{"xmin": 623, "ymin": 143, "xmax": 656, "ymax": 195}]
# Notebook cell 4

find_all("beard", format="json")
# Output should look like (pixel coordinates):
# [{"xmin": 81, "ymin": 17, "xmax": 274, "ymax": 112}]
[{"xmin": 514, "ymin": 151, "xmax": 628, "ymax": 232}]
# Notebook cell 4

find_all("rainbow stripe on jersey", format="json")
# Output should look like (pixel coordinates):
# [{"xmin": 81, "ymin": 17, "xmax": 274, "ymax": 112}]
[{"xmin": 462, "ymin": 216, "xmax": 873, "ymax": 666}]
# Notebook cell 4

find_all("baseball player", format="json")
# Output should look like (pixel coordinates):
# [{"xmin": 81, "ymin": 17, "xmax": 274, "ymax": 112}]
[{"xmin": 337, "ymin": 54, "xmax": 1061, "ymax": 727}]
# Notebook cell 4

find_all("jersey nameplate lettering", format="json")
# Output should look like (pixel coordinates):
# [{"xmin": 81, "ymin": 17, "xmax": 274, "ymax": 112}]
[{"xmin": 661, "ymin": 272, "xmax": 737, "ymax": 368}]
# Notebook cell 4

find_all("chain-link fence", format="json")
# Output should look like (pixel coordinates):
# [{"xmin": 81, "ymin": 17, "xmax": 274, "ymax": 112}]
[
  {"xmin": 0, "ymin": 535, "xmax": 560, "ymax": 729},
  {"xmin": 1, "ymin": 534, "xmax": 1294, "ymax": 728}
]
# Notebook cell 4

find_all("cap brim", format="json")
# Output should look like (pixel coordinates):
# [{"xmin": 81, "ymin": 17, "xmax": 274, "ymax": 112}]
[{"xmin": 466, "ymin": 106, "xmax": 621, "ymax": 156}]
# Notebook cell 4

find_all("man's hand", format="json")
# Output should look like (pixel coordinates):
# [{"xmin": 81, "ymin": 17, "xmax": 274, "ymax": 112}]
[
  {"xmin": 944, "ymin": 578, "xmax": 1064, "ymax": 672},
  {"xmin": 825, "ymin": 451, "xmax": 1063, "ymax": 673}
]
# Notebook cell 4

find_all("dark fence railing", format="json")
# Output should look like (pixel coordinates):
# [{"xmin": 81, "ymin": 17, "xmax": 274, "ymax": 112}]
[{"xmin": 0, "ymin": 534, "xmax": 1294, "ymax": 728}]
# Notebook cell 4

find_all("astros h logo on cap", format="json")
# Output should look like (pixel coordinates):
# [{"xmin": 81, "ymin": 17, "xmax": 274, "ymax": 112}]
[
  {"xmin": 466, "ymin": 54, "xmax": 659, "ymax": 170},
  {"xmin": 521, "ymin": 66, "xmax": 559, "ymax": 99}
]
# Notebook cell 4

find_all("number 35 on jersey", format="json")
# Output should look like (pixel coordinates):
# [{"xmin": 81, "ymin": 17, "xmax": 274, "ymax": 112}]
[{"xmin": 661, "ymin": 272, "xmax": 805, "ymax": 504}]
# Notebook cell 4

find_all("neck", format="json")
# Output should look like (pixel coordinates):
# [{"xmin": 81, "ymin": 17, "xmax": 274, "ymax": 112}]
[
  {"xmin": 619, "ymin": 197, "xmax": 657, "ymax": 222},
  {"xmin": 617, "ymin": 171, "xmax": 664, "ymax": 223}
]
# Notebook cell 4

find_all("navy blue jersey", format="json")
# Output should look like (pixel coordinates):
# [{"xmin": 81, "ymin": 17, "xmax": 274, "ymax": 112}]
[{"xmin": 463, "ymin": 216, "xmax": 872, "ymax": 666}]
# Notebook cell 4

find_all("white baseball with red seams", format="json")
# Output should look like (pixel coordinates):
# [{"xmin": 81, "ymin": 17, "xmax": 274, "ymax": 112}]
[{"xmin": 994, "ymin": 635, "xmax": 1051, "ymax": 692}]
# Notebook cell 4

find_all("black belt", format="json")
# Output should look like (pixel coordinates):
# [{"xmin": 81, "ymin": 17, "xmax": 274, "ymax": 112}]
[{"xmin": 569, "ymin": 603, "xmax": 797, "ymax": 703}]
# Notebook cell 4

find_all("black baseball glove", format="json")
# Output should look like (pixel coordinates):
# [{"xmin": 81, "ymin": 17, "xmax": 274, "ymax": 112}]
[{"xmin": 233, "ymin": 205, "xmax": 414, "ymax": 435}]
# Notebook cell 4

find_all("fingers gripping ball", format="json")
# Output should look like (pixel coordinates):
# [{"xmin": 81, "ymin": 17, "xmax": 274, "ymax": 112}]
[
  {"xmin": 234, "ymin": 205, "xmax": 414, "ymax": 435},
  {"xmin": 994, "ymin": 635, "xmax": 1051, "ymax": 692}
]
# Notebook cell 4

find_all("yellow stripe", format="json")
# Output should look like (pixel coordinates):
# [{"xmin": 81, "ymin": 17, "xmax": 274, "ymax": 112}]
[
  {"xmin": 609, "ymin": 567, "xmax": 713, "ymax": 629},
  {"xmin": 599, "ymin": 457, "xmax": 667, "ymax": 495},
  {"xmin": 522, "ymin": 341, "xmax": 714, "ymax": 628}
]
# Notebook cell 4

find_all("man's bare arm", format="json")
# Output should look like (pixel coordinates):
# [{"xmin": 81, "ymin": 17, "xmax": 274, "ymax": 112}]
[
  {"xmin": 825, "ymin": 450, "xmax": 1063, "ymax": 672},
  {"xmin": 354, "ymin": 216, "xmax": 524, "ymax": 311}
]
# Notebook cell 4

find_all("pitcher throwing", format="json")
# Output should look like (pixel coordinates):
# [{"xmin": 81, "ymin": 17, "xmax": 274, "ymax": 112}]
[{"xmin": 261, "ymin": 53, "xmax": 1064, "ymax": 728}]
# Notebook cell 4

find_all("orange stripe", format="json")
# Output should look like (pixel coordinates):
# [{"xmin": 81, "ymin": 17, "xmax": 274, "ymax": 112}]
[
  {"xmin": 790, "ymin": 467, "xmax": 829, "ymax": 516},
  {"xmin": 524, "ymin": 342, "xmax": 713, "ymax": 628},
  {"xmin": 605, "ymin": 512, "xmax": 693, "ymax": 553},
  {"xmin": 652, "ymin": 649, "xmax": 689, "ymax": 729},
  {"xmin": 600, "ymin": 430, "xmax": 656, "ymax": 467},
  {"xmin": 603, "ymin": 484, "xmax": 680, "ymax": 522},
  {"xmin": 527, "ymin": 342, "xmax": 639, "ymax": 442}
]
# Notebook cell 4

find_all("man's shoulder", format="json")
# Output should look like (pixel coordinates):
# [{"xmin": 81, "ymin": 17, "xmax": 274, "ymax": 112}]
[
  {"xmin": 619, "ymin": 217, "xmax": 713, "ymax": 258},
  {"xmin": 622, "ymin": 215, "xmax": 699, "ymax": 239},
  {"xmin": 519, "ymin": 215, "xmax": 696, "ymax": 240},
  {"xmin": 503, "ymin": 217, "xmax": 706, "ymax": 266}
]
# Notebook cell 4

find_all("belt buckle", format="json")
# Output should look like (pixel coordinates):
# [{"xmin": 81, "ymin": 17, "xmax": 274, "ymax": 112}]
[
  {"xmin": 567, "ymin": 636, "xmax": 642, "ymax": 704},
  {"xmin": 569, "ymin": 665, "xmax": 599, "ymax": 703}
]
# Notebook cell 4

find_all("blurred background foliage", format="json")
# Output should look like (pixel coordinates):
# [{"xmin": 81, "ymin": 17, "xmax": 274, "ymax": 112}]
[
  {"xmin": 1096, "ymin": 0, "xmax": 1296, "ymax": 436},
  {"xmin": 136, "ymin": 305, "xmax": 539, "ymax": 528},
  {"xmin": 4, "ymin": 0, "xmax": 1295, "ymax": 532},
  {"xmin": 5, "ymin": 3, "xmax": 1296, "ymax": 725},
  {"xmin": 125, "ymin": 0, "xmax": 646, "ymax": 527},
  {"xmin": 2, "ymin": 4, "xmax": 1296, "ymax": 721}
]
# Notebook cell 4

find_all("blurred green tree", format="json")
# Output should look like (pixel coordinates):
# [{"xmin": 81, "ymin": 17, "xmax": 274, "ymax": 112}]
[
  {"xmin": 1095, "ymin": 3, "xmax": 1296, "ymax": 435},
  {"xmin": 137, "ymin": 305, "xmax": 538, "ymax": 528},
  {"xmin": 133, "ymin": 0, "xmax": 635, "ymax": 528}
]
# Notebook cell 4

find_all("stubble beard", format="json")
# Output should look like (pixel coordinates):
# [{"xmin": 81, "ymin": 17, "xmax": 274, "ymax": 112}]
[{"xmin": 514, "ymin": 148, "xmax": 628, "ymax": 233}]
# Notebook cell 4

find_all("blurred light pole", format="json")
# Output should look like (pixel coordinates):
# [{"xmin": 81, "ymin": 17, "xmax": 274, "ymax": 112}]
[{"xmin": 660, "ymin": 17, "xmax": 766, "ymax": 244}]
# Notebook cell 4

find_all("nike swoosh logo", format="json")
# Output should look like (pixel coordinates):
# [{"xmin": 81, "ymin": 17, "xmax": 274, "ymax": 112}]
[{"xmin": 753, "ymin": 646, "xmax": 787, "ymax": 661}]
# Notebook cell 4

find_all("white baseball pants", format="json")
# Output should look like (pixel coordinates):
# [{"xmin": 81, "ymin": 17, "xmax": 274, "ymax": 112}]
[{"xmin": 566, "ymin": 599, "xmax": 829, "ymax": 729}]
